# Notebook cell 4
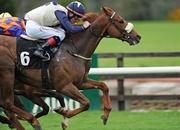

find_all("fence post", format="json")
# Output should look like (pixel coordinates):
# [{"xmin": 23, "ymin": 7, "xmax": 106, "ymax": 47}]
[{"xmin": 117, "ymin": 56, "xmax": 125, "ymax": 110}]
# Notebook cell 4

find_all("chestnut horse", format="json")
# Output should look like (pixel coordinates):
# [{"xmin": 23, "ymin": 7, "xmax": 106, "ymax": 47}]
[{"xmin": 0, "ymin": 7, "xmax": 141, "ymax": 130}]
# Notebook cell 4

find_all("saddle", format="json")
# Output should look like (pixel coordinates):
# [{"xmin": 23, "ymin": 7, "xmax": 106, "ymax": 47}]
[
  {"xmin": 16, "ymin": 35, "xmax": 58, "ymax": 89},
  {"xmin": 17, "ymin": 35, "xmax": 58, "ymax": 69}
]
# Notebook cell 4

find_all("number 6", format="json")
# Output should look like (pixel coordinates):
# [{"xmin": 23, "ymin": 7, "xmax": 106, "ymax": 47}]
[{"xmin": 20, "ymin": 52, "xmax": 30, "ymax": 66}]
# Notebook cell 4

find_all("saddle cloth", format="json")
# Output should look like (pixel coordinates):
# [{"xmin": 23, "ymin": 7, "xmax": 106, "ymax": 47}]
[
  {"xmin": 16, "ymin": 37, "xmax": 55, "ymax": 89},
  {"xmin": 16, "ymin": 37, "xmax": 47, "ymax": 69}
]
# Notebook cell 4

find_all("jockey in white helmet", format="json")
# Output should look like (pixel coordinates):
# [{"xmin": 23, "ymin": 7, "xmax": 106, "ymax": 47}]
[{"xmin": 24, "ymin": 0, "xmax": 90, "ymax": 60}]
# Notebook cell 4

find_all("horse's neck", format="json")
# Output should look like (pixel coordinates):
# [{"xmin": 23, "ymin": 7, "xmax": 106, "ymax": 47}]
[{"xmin": 70, "ymin": 14, "xmax": 107, "ymax": 58}]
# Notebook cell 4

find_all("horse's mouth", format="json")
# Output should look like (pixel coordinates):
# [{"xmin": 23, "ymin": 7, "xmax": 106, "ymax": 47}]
[
  {"xmin": 119, "ymin": 34, "xmax": 141, "ymax": 46},
  {"xmin": 127, "ymin": 35, "xmax": 141, "ymax": 46},
  {"xmin": 129, "ymin": 39, "xmax": 140, "ymax": 46}
]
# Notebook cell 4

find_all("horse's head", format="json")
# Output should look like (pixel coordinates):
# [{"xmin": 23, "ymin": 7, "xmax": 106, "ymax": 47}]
[{"xmin": 101, "ymin": 7, "xmax": 141, "ymax": 45}]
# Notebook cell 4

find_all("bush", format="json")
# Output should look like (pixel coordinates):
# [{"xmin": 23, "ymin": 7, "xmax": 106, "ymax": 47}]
[{"xmin": 0, "ymin": 0, "xmax": 16, "ymax": 15}]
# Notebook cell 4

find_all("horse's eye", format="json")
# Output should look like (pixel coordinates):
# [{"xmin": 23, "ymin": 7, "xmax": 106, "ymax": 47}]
[{"xmin": 119, "ymin": 20, "xmax": 124, "ymax": 24}]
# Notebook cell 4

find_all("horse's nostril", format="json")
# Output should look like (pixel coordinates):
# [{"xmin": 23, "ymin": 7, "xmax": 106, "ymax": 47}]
[{"xmin": 137, "ymin": 35, "xmax": 141, "ymax": 40}]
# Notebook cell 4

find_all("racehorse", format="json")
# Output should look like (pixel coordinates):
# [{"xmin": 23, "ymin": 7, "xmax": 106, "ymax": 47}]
[{"xmin": 0, "ymin": 7, "xmax": 141, "ymax": 130}]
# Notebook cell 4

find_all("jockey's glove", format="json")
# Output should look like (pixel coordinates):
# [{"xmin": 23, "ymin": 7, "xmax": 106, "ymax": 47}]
[{"xmin": 83, "ymin": 21, "xmax": 91, "ymax": 29}]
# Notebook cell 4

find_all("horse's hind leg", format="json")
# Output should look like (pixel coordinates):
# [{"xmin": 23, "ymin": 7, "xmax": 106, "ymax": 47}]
[
  {"xmin": 56, "ymin": 83, "xmax": 90, "ymax": 118},
  {"xmin": 81, "ymin": 79, "xmax": 112, "ymax": 125}
]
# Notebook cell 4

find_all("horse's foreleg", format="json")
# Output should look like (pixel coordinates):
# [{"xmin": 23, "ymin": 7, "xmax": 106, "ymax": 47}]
[
  {"xmin": 14, "ymin": 95, "xmax": 26, "ymax": 111},
  {"xmin": 0, "ymin": 68, "xmax": 26, "ymax": 130},
  {"xmin": 56, "ymin": 83, "xmax": 90, "ymax": 118},
  {"xmin": 46, "ymin": 90, "xmax": 69, "ymax": 130},
  {"xmin": 34, "ymin": 97, "xmax": 49, "ymax": 118},
  {"xmin": 2, "ymin": 98, "xmax": 26, "ymax": 130},
  {"xmin": 8, "ymin": 105, "xmax": 42, "ymax": 130},
  {"xmin": 24, "ymin": 95, "xmax": 49, "ymax": 119},
  {"xmin": 81, "ymin": 79, "xmax": 112, "ymax": 125},
  {"xmin": 4, "ymin": 110, "xmax": 25, "ymax": 130},
  {"xmin": 1, "ymin": 87, "xmax": 41, "ymax": 130}
]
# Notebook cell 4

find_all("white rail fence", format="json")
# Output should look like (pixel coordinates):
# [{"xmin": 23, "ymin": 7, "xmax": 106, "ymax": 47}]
[
  {"xmin": 89, "ymin": 66, "xmax": 180, "ymax": 75},
  {"xmin": 89, "ymin": 66, "xmax": 180, "ymax": 110}
]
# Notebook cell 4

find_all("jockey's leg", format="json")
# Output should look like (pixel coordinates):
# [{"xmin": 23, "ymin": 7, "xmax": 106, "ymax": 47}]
[
  {"xmin": 25, "ymin": 20, "xmax": 65, "ymax": 60},
  {"xmin": 33, "ymin": 36, "xmax": 61, "ymax": 60}
]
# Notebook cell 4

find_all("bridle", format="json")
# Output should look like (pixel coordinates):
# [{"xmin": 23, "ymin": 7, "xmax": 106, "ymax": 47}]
[
  {"xmin": 108, "ymin": 13, "xmax": 133, "ymax": 43},
  {"xmin": 89, "ymin": 10, "xmax": 133, "ymax": 43},
  {"xmin": 70, "ymin": 10, "xmax": 134, "ymax": 61},
  {"xmin": 69, "ymin": 12, "xmax": 117, "ymax": 61}
]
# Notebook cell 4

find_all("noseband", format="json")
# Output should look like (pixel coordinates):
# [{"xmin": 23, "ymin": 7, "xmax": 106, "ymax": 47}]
[{"xmin": 108, "ymin": 12, "xmax": 134, "ymax": 42}]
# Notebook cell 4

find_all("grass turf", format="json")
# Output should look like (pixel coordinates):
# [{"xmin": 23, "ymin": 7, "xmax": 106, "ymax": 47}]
[
  {"xmin": 95, "ymin": 21, "xmax": 180, "ymax": 67},
  {"xmin": 1, "ymin": 111, "xmax": 180, "ymax": 130}
]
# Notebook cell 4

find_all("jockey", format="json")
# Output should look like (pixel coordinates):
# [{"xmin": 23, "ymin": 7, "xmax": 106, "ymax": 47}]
[
  {"xmin": 0, "ymin": 13, "xmax": 26, "ymax": 37},
  {"xmin": 24, "ymin": 0, "xmax": 91, "ymax": 60}
]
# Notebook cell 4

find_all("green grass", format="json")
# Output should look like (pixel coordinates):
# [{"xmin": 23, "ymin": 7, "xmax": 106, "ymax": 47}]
[
  {"xmin": 95, "ymin": 21, "xmax": 180, "ymax": 67},
  {"xmin": 1, "ymin": 111, "xmax": 180, "ymax": 130}
]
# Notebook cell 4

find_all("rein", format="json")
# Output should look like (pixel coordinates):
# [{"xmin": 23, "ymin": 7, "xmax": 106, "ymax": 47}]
[
  {"xmin": 71, "ymin": 53, "xmax": 92, "ymax": 61},
  {"xmin": 67, "ymin": 40, "xmax": 92, "ymax": 61},
  {"xmin": 89, "ymin": 11, "xmax": 133, "ymax": 43},
  {"xmin": 108, "ymin": 13, "xmax": 134, "ymax": 42},
  {"xmin": 68, "ymin": 11, "xmax": 117, "ymax": 61}
]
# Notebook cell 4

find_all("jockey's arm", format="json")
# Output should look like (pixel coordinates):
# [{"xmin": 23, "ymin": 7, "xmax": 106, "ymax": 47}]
[
  {"xmin": 55, "ymin": 10, "xmax": 85, "ymax": 33},
  {"xmin": 51, "ymin": 0, "xmax": 58, "ymax": 5}
]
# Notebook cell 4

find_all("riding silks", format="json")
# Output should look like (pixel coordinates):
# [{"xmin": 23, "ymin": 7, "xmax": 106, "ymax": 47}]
[{"xmin": 0, "ymin": 17, "xmax": 26, "ymax": 37}]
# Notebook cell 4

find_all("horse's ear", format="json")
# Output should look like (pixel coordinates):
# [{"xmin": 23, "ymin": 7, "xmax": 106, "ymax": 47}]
[{"xmin": 101, "ymin": 6, "xmax": 108, "ymax": 14}]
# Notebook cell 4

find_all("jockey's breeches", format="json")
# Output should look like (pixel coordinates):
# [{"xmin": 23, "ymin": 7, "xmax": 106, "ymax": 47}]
[{"xmin": 25, "ymin": 20, "xmax": 65, "ymax": 42}]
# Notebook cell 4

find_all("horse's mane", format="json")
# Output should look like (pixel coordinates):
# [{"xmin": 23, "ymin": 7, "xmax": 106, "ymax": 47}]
[
  {"xmin": 62, "ymin": 12, "xmax": 99, "ymax": 49},
  {"xmin": 84, "ymin": 12, "xmax": 98, "ymax": 23}
]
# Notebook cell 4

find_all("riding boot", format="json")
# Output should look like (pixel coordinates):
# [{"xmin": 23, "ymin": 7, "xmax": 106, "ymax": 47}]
[
  {"xmin": 33, "ymin": 36, "xmax": 60, "ymax": 60},
  {"xmin": 33, "ymin": 41, "xmax": 51, "ymax": 60}
]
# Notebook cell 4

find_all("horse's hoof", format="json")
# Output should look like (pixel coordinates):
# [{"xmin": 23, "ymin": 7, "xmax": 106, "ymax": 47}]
[
  {"xmin": 54, "ymin": 107, "xmax": 65, "ymax": 115},
  {"xmin": 16, "ymin": 115, "xmax": 25, "ymax": 121},
  {"xmin": 53, "ymin": 107, "xmax": 64, "ymax": 114},
  {"xmin": 33, "ymin": 125, "xmax": 42, "ymax": 130},
  {"xmin": 8, "ymin": 124, "xmax": 15, "ymax": 129},
  {"xmin": 101, "ymin": 115, "xmax": 108, "ymax": 125},
  {"xmin": 54, "ymin": 108, "xmax": 61, "ymax": 114},
  {"xmin": 61, "ymin": 122, "xmax": 68, "ymax": 130}
]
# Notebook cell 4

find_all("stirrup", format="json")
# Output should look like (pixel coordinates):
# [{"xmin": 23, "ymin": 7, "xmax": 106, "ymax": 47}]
[
  {"xmin": 33, "ymin": 50, "xmax": 50, "ymax": 61},
  {"xmin": 43, "ymin": 52, "xmax": 50, "ymax": 61}
]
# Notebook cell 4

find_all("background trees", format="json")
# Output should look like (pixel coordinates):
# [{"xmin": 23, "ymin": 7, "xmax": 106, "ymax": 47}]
[
  {"xmin": 0, "ymin": 0, "xmax": 16, "ymax": 15},
  {"xmin": 0, "ymin": 0, "xmax": 179, "ymax": 20}
]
